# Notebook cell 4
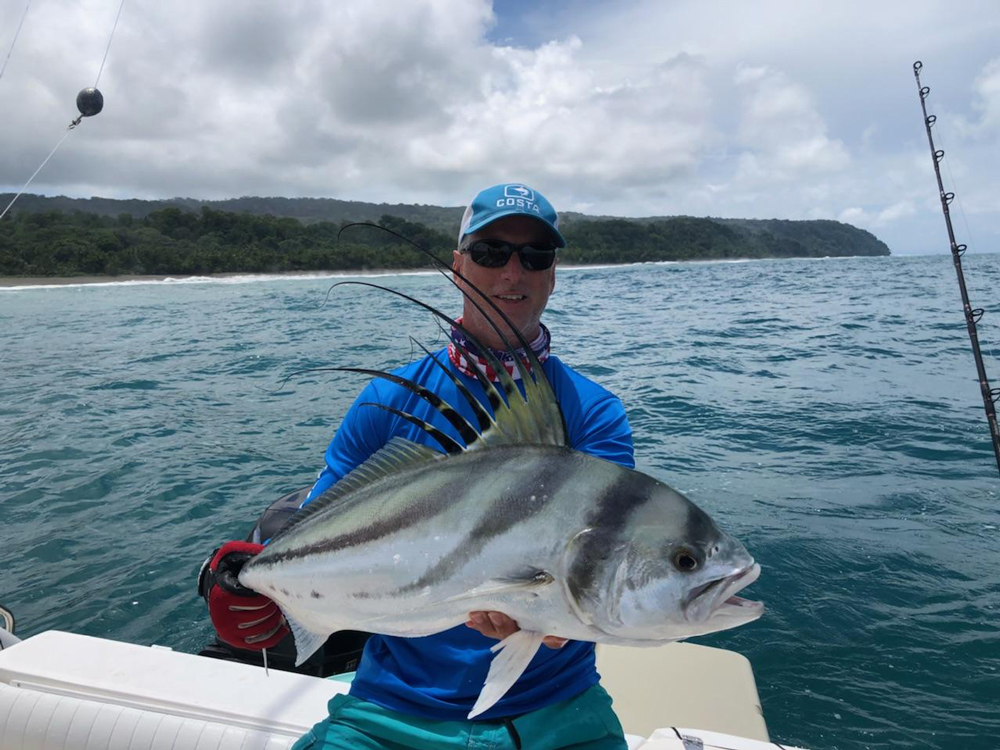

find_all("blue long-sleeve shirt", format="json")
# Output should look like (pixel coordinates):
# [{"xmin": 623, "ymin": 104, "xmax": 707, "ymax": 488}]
[{"xmin": 305, "ymin": 347, "xmax": 633, "ymax": 720}]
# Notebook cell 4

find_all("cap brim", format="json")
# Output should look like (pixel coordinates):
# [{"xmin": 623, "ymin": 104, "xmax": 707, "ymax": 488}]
[{"xmin": 462, "ymin": 210, "xmax": 566, "ymax": 248}]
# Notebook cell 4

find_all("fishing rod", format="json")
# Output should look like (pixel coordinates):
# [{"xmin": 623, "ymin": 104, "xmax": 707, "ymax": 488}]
[{"xmin": 913, "ymin": 60, "xmax": 1000, "ymax": 477}]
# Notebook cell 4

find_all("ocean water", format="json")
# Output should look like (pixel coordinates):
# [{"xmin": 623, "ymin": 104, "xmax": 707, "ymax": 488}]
[{"xmin": 2, "ymin": 254, "xmax": 998, "ymax": 750}]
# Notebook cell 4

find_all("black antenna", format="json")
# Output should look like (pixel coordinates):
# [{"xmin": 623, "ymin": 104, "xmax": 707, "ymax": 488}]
[{"xmin": 913, "ymin": 61, "xmax": 1000, "ymax": 477}]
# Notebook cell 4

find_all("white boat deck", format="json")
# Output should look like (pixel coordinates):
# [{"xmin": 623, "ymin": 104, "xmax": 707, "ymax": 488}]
[{"xmin": 0, "ymin": 631, "xmax": 808, "ymax": 750}]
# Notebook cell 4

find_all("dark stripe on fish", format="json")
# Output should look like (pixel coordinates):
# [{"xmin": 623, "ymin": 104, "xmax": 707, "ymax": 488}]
[
  {"xmin": 255, "ymin": 478, "xmax": 458, "ymax": 566},
  {"xmin": 388, "ymin": 452, "xmax": 578, "ymax": 595},
  {"xmin": 566, "ymin": 472, "xmax": 651, "ymax": 606},
  {"xmin": 682, "ymin": 500, "xmax": 716, "ymax": 550}
]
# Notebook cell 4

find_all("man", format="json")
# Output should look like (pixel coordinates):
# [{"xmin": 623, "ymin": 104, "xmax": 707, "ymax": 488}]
[{"xmin": 206, "ymin": 183, "xmax": 634, "ymax": 749}]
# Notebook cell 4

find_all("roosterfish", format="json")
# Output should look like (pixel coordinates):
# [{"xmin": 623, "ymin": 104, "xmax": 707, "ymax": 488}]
[{"xmin": 239, "ymin": 275, "xmax": 763, "ymax": 719}]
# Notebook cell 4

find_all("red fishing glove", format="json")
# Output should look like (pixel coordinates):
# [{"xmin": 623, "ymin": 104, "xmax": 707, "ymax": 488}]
[{"xmin": 204, "ymin": 541, "xmax": 289, "ymax": 650}]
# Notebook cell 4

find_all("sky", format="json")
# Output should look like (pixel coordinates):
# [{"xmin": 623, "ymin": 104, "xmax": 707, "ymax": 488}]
[{"xmin": 1, "ymin": 0, "xmax": 999, "ymax": 255}]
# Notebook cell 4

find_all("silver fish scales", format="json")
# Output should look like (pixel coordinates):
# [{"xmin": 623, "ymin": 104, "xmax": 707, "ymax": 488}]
[{"xmin": 240, "ymin": 277, "xmax": 763, "ymax": 719}]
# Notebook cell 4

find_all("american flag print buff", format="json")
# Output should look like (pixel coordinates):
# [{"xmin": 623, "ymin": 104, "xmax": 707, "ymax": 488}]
[{"xmin": 448, "ymin": 317, "xmax": 551, "ymax": 382}]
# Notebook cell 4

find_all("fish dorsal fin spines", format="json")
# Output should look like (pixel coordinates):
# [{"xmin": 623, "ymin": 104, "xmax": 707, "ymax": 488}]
[
  {"xmin": 300, "ymin": 281, "xmax": 569, "ymax": 450},
  {"xmin": 362, "ymin": 403, "xmax": 466, "ymax": 456},
  {"xmin": 439, "ymin": 321, "xmax": 566, "ymax": 449},
  {"xmin": 364, "ymin": 365, "xmax": 563, "ymax": 453},
  {"xmin": 351, "ymin": 332, "xmax": 566, "ymax": 452},
  {"xmin": 474, "ymin": 347, "xmax": 564, "ymax": 449},
  {"xmin": 324, "ymin": 282, "xmax": 568, "ymax": 449},
  {"xmin": 268, "ymin": 437, "xmax": 442, "ymax": 543},
  {"xmin": 417, "ymin": 340, "xmax": 497, "ymax": 436},
  {"xmin": 467, "ymin": 334, "xmax": 552, "ymax": 447}
]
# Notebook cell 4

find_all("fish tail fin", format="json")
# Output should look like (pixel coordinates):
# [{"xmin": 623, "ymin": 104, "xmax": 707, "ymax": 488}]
[
  {"xmin": 468, "ymin": 630, "xmax": 546, "ymax": 719},
  {"xmin": 286, "ymin": 614, "xmax": 330, "ymax": 667}
]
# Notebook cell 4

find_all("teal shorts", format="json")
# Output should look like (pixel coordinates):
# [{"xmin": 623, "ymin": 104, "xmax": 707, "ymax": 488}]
[{"xmin": 291, "ymin": 684, "xmax": 628, "ymax": 750}]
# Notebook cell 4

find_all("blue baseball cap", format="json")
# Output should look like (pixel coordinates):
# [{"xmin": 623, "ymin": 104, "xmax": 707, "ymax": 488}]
[{"xmin": 458, "ymin": 183, "xmax": 566, "ymax": 248}]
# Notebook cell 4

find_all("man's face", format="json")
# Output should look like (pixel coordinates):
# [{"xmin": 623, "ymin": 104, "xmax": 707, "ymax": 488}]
[{"xmin": 452, "ymin": 215, "xmax": 558, "ymax": 350}]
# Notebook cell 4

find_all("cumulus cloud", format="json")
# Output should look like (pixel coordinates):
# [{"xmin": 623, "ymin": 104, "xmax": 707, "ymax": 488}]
[
  {"xmin": 408, "ymin": 44, "xmax": 716, "ymax": 209},
  {"xmin": 0, "ymin": 0, "xmax": 998, "ymax": 253},
  {"xmin": 0, "ymin": 0, "xmax": 722, "ymax": 211},
  {"xmin": 838, "ymin": 201, "xmax": 916, "ymax": 229},
  {"xmin": 732, "ymin": 64, "xmax": 849, "ymax": 178},
  {"xmin": 953, "ymin": 57, "xmax": 1000, "ymax": 139}
]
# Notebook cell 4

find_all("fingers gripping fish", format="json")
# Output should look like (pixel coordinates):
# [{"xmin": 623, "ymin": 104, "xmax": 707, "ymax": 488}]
[{"xmin": 239, "ymin": 266, "xmax": 763, "ymax": 720}]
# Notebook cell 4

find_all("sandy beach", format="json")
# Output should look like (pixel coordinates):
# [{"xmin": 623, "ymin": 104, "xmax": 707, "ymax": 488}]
[
  {"xmin": 0, "ymin": 269, "xmax": 440, "ymax": 288},
  {"xmin": 0, "ymin": 274, "xmax": 176, "ymax": 288},
  {"xmin": 0, "ymin": 258, "xmax": 791, "ymax": 289},
  {"xmin": 0, "ymin": 262, "xmax": 649, "ymax": 289}
]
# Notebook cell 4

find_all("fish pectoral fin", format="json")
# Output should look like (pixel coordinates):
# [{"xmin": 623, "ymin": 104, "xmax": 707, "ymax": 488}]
[
  {"xmin": 286, "ymin": 614, "xmax": 330, "ymax": 667},
  {"xmin": 468, "ymin": 629, "xmax": 546, "ymax": 719},
  {"xmin": 441, "ymin": 571, "xmax": 554, "ymax": 604}
]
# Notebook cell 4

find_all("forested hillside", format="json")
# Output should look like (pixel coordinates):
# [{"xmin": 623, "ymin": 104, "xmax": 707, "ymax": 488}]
[{"xmin": 0, "ymin": 194, "xmax": 890, "ymax": 277}]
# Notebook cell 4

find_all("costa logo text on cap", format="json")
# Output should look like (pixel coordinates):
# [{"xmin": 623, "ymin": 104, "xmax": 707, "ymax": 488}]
[
  {"xmin": 457, "ymin": 183, "xmax": 567, "ymax": 249},
  {"xmin": 503, "ymin": 185, "xmax": 535, "ymax": 201}
]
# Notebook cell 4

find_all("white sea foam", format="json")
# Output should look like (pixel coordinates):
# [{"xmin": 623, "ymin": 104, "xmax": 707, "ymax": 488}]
[
  {"xmin": 0, "ymin": 269, "xmax": 442, "ymax": 291},
  {"xmin": 0, "ymin": 254, "xmax": 870, "ymax": 291}
]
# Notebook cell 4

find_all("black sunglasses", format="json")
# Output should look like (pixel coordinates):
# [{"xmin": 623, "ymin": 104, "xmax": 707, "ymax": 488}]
[{"xmin": 460, "ymin": 239, "xmax": 558, "ymax": 271}]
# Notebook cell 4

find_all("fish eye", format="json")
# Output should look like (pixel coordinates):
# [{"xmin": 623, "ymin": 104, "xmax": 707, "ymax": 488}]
[{"xmin": 673, "ymin": 550, "xmax": 699, "ymax": 572}]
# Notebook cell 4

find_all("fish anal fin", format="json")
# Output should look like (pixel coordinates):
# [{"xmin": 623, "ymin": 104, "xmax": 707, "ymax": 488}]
[
  {"xmin": 286, "ymin": 614, "xmax": 331, "ymax": 667},
  {"xmin": 468, "ymin": 630, "xmax": 546, "ymax": 719}
]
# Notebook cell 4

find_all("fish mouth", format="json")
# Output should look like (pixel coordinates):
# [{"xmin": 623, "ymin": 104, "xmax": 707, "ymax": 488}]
[{"xmin": 685, "ymin": 562, "xmax": 762, "ymax": 620}]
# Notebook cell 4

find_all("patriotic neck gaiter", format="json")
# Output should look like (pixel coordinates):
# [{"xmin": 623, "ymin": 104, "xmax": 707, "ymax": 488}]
[{"xmin": 448, "ymin": 317, "xmax": 551, "ymax": 382}]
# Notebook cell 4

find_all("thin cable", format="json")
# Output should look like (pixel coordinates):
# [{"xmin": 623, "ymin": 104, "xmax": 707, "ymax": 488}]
[
  {"xmin": 933, "ymin": 120, "xmax": 979, "ymax": 256},
  {"xmin": 94, "ymin": 0, "xmax": 127, "ymax": 88},
  {"xmin": 0, "ymin": 128, "xmax": 73, "ymax": 221},
  {"xmin": 1, "ymin": 0, "xmax": 121, "ymax": 222},
  {"xmin": 935, "ymin": 117, "xmax": 1000, "ymax": 369},
  {"xmin": 0, "ymin": 0, "xmax": 33, "ymax": 84}
]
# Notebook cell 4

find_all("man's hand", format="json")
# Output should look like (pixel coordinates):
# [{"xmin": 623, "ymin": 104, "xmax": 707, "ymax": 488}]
[
  {"xmin": 466, "ymin": 611, "xmax": 568, "ymax": 649},
  {"xmin": 204, "ymin": 541, "xmax": 289, "ymax": 650}
]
